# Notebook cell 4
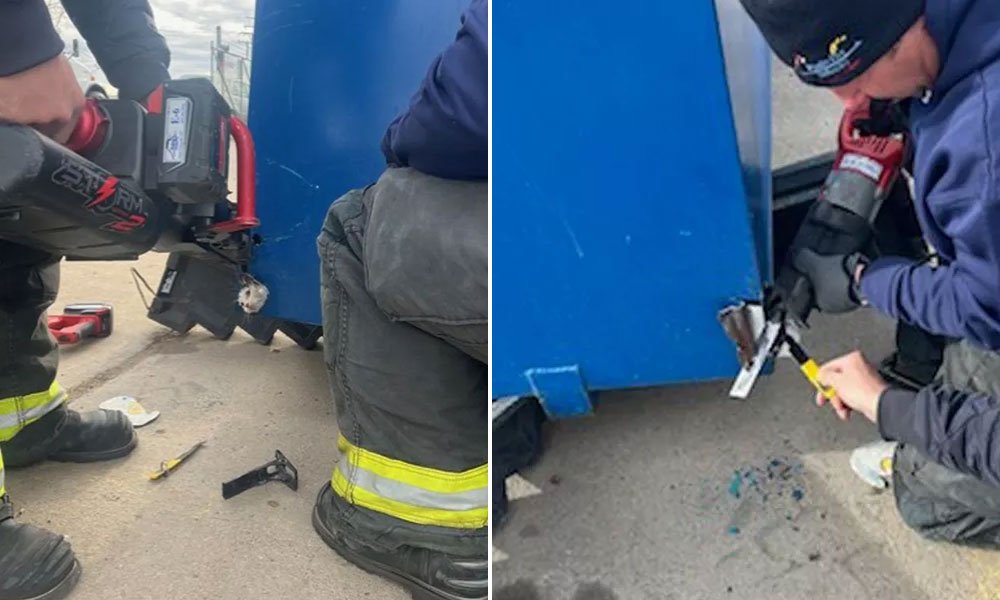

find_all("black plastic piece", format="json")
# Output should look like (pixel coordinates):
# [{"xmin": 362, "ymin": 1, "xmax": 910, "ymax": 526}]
[
  {"xmin": 241, "ymin": 315, "xmax": 322, "ymax": 349},
  {"xmin": 222, "ymin": 450, "xmax": 299, "ymax": 500},
  {"xmin": 147, "ymin": 252, "xmax": 242, "ymax": 339}
]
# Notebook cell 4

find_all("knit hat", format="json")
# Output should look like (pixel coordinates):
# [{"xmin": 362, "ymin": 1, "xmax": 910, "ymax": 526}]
[{"xmin": 738, "ymin": 0, "xmax": 925, "ymax": 87}]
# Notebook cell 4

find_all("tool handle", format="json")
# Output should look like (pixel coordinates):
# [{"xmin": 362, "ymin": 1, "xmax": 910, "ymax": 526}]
[{"xmin": 209, "ymin": 116, "xmax": 259, "ymax": 233}]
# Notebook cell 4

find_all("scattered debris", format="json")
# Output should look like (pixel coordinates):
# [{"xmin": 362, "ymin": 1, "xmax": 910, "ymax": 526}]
[
  {"xmin": 728, "ymin": 472, "xmax": 743, "ymax": 499},
  {"xmin": 222, "ymin": 450, "xmax": 298, "ymax": 499},
  {"xmin": 792, "ymin": 488, "xmax": 805, "ymax": 501},
  {"xmin": 808, "ymin": 552, "xmax": 821, "ymax": 562},
  {"xmin": 147, "ymin": 440, "xmax": 206, "ymax": 481},
  {"xmin": 549, "ymin": 474, "xmax": 562, "ymax": 486},
  {"xmin": 727, "ymin": 526, "xmax": 740, "ymax": 536},
  {"xmin": 727, "ymin": 586, "xmax": 733, "ymax": 593},
  {"xmin": 100, "ymin": 396, "xmax": 160, "ymax": 427}
]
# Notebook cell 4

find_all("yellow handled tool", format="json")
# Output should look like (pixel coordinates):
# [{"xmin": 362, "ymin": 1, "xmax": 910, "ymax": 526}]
[
  {"xmin": 147, "ymin": 440, "xmax": 206, "ymax": 481},
  {"xmin": 785, "ymin": 337, "xmax": 837, "ymax": 400}
]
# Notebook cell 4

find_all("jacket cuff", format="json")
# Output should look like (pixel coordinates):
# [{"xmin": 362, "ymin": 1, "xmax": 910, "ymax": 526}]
[
  {"xmin": 0, "ymin": 0, "xmax": 64, "ymax": 76},
  {"xmin": 112, "ymin": 59, "xmax": 170, "ymax": 102},
  {"xmin": 877, "ymin": 387, "xmax": 918, "ymax": 442}
]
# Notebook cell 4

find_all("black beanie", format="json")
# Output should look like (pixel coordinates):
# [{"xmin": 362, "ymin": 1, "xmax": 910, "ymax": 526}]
[{"xmin": 739, "ymin": 0, "xmax": 925, "ymax": 87}]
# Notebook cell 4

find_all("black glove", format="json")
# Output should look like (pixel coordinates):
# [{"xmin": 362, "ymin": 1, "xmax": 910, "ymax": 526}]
[{"xmin": 777, "ymin": 201, "xmax": 875, "ymax": 319}]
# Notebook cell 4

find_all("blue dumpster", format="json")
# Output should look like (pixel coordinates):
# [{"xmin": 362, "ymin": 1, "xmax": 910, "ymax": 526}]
[
  {"xmin": 491, "ymin": 0, "xmax": 773, "ymax": 417},
  {"xmin": 247, "ymin": 0, "xmax": 468, "ymax": 324}
]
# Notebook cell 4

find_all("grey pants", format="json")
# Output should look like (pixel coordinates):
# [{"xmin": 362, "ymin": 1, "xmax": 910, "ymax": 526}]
[
  {"xmin": 0, "ymin": 242, "xmax": 60, "ymax": 404},
  {"xmin": 317, "ymin": 167, "xmax": 487, "ymax": 556},
  {"xmin": 893, "ymin": 340, "xmax": 1000, "ymax": 546}
]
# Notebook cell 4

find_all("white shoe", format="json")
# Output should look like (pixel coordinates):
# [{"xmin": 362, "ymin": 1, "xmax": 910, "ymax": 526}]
[{"xmin": 849, "ymin": 441, "xmax": 898, "ymax": 489}]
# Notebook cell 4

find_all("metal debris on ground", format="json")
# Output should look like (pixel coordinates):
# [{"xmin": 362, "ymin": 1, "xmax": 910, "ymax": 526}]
[
  {"xmin": 222, "ymin": 450, "xmax": 299, "ymax": 499},
  {"xmin": 99, "ymin": 395, "xmax": 160, "ymax": 427},
  {"xmin": 147, "ymin": 440, "xmax": 206, "ymax": 481}
]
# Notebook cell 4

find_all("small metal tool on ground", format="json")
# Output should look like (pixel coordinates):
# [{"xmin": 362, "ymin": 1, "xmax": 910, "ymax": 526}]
[
  {"xmin": 222, "ymin": 450, "xmax": 299, "ymax": 499},
  {"xmin": 147, "ymin": 441, "xmax": 206, "ymax": 481}
]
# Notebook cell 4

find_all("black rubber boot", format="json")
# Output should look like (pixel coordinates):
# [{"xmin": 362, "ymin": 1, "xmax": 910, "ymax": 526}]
[
  {"xmin": 0, "ymin": 496, "xmax": 80, "ymax": 600},
  {"xmin": 1, "ymin": 405, "xmax": 137, "ymax": 469},
  {"xmin": 312, "ymin": 485, "xmax": 487, "ymax": 600}
]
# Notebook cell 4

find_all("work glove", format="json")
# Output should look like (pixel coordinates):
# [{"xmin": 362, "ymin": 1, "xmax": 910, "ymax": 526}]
[{"xmin": 776, "ymin": 200, "xmax": 875, "ymax": 318}]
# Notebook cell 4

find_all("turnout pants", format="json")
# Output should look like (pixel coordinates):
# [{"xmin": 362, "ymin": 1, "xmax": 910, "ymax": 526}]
[
  {"xmin": 893, "ymin": 340, "xmax": 1000, "ymax": 546},
  {"xmin": 317, "ymin": 167, "xmax": 487, "ymax": 556},
  {"xmin": 0, "ymin": 242, "xmax": 68, "ymax": 498}
]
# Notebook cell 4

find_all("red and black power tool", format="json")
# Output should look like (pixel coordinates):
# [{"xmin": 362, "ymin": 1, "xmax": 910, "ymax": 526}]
[
  {"xmin": 47, "ymin": 303, "xmax": 113, "ymax": 344},
  {"xmin": 0, "ymin": 78, "xmax": 257, "ymax": 263},
  {"xmin": 774, "ymin": 101, "xmax": 910, "ymax": 326}
]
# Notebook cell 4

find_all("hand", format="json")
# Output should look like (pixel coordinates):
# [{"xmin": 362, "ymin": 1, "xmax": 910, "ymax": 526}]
[
  {"xmin": 0, "ymin": 54, "xmax": 85, "ymax": 144},
  {"xmin": 780, "ymin": 200, "xmax": 874, "ymax": 315},
  {"xmin": 816, "ymin": 351, "xmax": 889, "ymax": 423}
]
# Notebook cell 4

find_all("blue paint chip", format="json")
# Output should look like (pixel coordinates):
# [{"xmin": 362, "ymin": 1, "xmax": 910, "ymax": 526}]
[
  {"xmin": 728, "ymin": 471, "xmax": 743, "ymax": 499},
  {"xmin": 792, "ymin": 488, "xmax": 804, "ymax": 501},
  {"xmin": 727, "ymin": 526, "xmax": 740, "ymax": 536}
]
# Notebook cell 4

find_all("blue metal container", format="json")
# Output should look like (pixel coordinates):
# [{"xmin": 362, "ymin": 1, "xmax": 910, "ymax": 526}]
[
  {"xmin": 492, "ymin": 0, "xmax": 772, "ymax": 417},
  {"xmin": 247, "ymin": 0, "xmax": 467, "ymax": 323}
]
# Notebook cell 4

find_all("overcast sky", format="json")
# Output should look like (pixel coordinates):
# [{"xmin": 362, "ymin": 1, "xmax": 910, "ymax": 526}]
[{"xmin": 53, "ymin": 0, "xmax": 256, "ymax": 80}]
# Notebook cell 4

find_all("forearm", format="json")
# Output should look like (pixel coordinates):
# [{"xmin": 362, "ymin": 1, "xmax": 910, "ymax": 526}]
[
  {"xmin": 0, "ymin": 0, "xmax": 64, "ymax": 76},
  {"xmin": 61, "ymin": 0, "xmax": 169, "ymax": 100},
  {"xmin": 861, "ymin": 256, "xmax": 1000, "ymax": 349},
  {"xmin": 879, "ymin": 385, "xmax": 1000, "ymax": 487}
]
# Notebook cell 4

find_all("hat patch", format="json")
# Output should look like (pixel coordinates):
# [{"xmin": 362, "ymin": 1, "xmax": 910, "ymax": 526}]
[{"xmin": 794, "ymin": 34, "xmax": 864, "ymax": 84}]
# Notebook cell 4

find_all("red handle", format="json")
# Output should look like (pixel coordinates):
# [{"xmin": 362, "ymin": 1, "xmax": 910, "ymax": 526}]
[
  {"xmin": 65, "ymin": 99, "xmax": 109, "ymax": 156},
  {"xmin": 210, "ymin": 116, "xmax": 260, "ymax": 233}
]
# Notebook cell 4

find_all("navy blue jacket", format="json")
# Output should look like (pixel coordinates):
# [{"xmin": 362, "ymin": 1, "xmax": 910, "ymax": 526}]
[
  {"xmin": 860, "ymin": 0, "xmax": 1000, "ymax": 349},
  {"xmin": 873, "ymin": 0, "xmax": 1000, "ymax": 485},
  {"xmin": 0, "ymin": 0, "xmax": 169, "ymax": 101},
  {"xmin": 381, "ymin": 0, "xmax": 488, "ymax": 181}
]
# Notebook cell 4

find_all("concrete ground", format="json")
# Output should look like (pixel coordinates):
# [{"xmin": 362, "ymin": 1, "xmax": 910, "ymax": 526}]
[
  {"xmin": 8, "ymin": 255, "xmax": 406, "ymax": 599},
  {"xmin": 492, "ymin": 66, "xmax": 1000, "ymax": 599}
]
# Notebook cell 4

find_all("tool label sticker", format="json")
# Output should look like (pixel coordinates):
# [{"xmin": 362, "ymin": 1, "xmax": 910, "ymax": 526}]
[
  {"xmin": 839, "ymin": 152, "xmax": 883, "ymax": 182},
  {"xmin": 163, "ymin": 96, "xmax": 192, "ymax": 165},
  {"xmin": 160, "ymin": 269, "xmax": 178, "ymax": 295}
]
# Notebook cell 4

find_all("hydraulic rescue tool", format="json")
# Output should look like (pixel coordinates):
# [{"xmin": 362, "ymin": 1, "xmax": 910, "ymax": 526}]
[
  {"xmin": 0, "ymin": 78, "xmax": 276, "ymax": 338},
  {"xmin": 725, "ymin": 101, "xmax": 910, "ymax": 399},
  {"xmin": 0, "ymin": 78, "xmax": 257, "ymax": 262}
]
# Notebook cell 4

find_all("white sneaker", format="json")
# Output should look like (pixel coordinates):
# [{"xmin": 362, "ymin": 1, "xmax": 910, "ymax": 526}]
[{"xmin": 849, "ymin": 441, "xmax": 899, "ymax": 489}]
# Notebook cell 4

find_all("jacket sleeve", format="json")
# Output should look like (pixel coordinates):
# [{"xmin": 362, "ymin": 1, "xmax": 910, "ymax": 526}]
[
  {"xmin": 60, "ymin": 0, "xmax": 170, "ymax": 101},
  {"xmin": 879, "ymin": 386, "xmax": 1000, "ymax": 487},
  {"xmin": 0, "ymin": 0, "xmax": 65, "ymax": 76},
  {"xmin": 860, "ymin": 193, "xmax": 1000, "ymax": 349},
  {"xmin": 381, "ymin": 0, "xmax": 488, "ymax": 180}
]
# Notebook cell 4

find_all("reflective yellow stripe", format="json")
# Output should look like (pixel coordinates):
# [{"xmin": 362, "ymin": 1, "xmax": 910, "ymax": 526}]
[
  {"xmin": 0, "ymin": 382, "xmax": 65, "ymax": 441},
  {"xmin": 332, "ymin": 468, "xmax": 487, "ymax": 529},
  {"xmin": 334, "ymin": 435, "xmax": 487, "ymax": 529},
  {"xmin": 0, "ymin": 449, "xmax": 5, "ymax": 498},
  {"xmin": 337, "ymin": 435, "xmax": 486, "ymax": 494},
  {"xmin": 0, "ymin": 382, "xmax": 62, "ymax": 415}
]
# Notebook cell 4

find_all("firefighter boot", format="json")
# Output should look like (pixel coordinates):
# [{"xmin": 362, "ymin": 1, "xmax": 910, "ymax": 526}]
[
  {"xmin": 0, "ymin": 496, "xmax": 80, "ymax": 600},
  {"xmin": 312, "ymin": 484, "xmax": 487, "ymax": 600},
  {"xmin": 1, "ymin": 405, "xmax": 137, "ymax": 468}
]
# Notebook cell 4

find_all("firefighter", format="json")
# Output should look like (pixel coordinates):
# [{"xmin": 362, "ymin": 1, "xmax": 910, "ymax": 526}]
[
  {"xmin": 313, "ymin": 0, "xmax": 488, "ymax": 598},
  {"xmin": 0, "ymin": 1, "xmax": 169, "ymax": 597},
  {"xmin": 740, "ymin": 0, "xmax": 1000, "ymax": 546}
]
